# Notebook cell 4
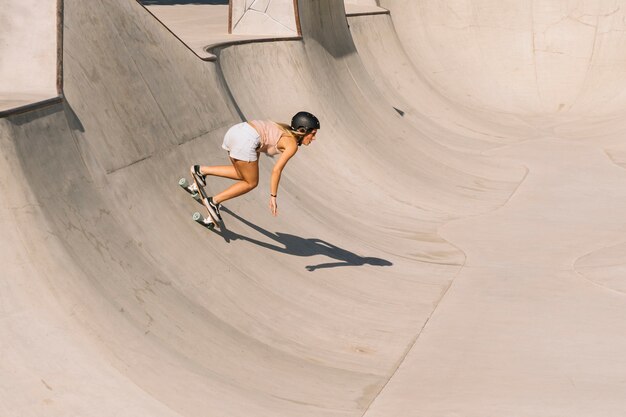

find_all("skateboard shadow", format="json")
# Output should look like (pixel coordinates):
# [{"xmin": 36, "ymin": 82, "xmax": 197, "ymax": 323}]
[{"xmin": 218, "ymin": 207, "xmax": 393, "ymax": 272}]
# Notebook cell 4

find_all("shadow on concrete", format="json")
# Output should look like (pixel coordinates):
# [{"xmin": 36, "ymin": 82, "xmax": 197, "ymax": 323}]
[{"xmin": 219, "ymin": 207, "xmax": 393, "ymax": 271}]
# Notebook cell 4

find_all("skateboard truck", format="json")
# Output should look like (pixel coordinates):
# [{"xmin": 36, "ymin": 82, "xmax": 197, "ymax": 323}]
[
  {"xmin": 193, "ymin": 211, "xmax": 214, "ymax": 228},
  {"xmin": 179, "ymin": 177, "xmax": 200, "ymax": 201}
]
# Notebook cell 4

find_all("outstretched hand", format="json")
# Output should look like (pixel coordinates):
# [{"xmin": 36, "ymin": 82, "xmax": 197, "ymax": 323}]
[{"xmin": 269, "ymin": 196, "xmax": 278, "ymax": 216}]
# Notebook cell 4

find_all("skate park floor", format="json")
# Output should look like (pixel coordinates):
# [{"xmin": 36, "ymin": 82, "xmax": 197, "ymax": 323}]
[{"xmin": 3, "ymin": 1, "xmax": 626, "ymax": 416}]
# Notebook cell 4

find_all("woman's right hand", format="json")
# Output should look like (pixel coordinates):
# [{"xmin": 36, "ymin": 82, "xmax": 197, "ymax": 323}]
[{"xmin": 269, "ymin": 196, "xmax": 278, "ymax": 216}]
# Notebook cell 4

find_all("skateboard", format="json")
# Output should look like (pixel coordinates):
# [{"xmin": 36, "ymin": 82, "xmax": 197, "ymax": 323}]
[{"xmin": 178, "ymin": 175, "xmax": 221, "ymax": 230}]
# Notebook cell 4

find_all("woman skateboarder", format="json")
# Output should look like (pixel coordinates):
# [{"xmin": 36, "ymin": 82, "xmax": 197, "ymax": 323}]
[{"xmin": 191, "ymin": 111, "xmax": 320, "ymax": 220}]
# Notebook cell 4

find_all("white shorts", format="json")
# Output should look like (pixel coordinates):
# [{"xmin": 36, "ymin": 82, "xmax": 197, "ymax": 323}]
[{"xmin": 222, "ymin": 122, "xmax": 260, "ymax": 162}]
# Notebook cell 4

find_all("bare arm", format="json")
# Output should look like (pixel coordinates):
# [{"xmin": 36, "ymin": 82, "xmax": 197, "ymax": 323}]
[{"xmin": 269, "ymin": 136, "xmax": 298, "ymax": 215}]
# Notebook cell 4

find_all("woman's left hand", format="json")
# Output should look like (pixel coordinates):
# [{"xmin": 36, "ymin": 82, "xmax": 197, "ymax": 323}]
[{"xmin": 269, "ymin": 196, "xmax": 278, "ymax": 216}]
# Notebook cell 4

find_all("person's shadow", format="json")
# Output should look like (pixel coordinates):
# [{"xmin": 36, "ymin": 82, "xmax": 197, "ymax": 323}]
[{"xmin": 217, "ymin": 207, "xmax": 392, "ymax": 272}]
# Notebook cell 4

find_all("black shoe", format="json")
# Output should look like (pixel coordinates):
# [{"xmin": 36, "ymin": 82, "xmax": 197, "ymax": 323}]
[
  {"xmin": 205, "ymin": 196, "xmax": 222, "ymax": 222},
  {"xmin": 191, "ymin": 164, "xmax": 206, "ymax": 187}
]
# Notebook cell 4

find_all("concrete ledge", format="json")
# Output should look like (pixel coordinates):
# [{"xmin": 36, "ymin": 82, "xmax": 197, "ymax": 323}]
[
  {"xmin": 0, "ymin": 96, "xmax": 62, "ymax": 118},
  {"xmin": 141, "ymin": 3, "xmax": 301, "ymax": 61},
  {"xmin": 345, "ymin": 4, "xmax": 389, "ymax": 17}
]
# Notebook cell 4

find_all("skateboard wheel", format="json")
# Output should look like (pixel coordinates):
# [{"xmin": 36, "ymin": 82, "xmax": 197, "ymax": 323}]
[
  {"xmin": 179, "ymin": 178, "xmax": 189, "ymax": 188},
  {"xmin": 193, "ymin": 212, "xmax": 214, "ymax": 228}
]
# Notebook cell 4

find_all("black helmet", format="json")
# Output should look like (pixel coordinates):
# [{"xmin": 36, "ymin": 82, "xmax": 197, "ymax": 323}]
[{"xmin": 291, "ymin": 111, "xmax": 320, "ymax": 132}]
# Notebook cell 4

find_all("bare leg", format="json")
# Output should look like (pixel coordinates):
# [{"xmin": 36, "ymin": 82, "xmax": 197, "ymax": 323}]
[
  {"xmin": 213, "ymin": 158, "xmax": 259, "ymax": 204},
  {"xmin": 197, "ymin": 165, "xmax": 241, "ymax": 181}
]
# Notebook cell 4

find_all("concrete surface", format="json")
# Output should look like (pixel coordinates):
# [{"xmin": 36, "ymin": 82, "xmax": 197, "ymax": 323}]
[
  {"xmin": 231, "ymin": 0, "xmax": 298, "ymax": 35},
  {"xmin": 143, "ymin": 3, "xmax": 295, "ymax": 59},
  {"xmin": 0, "ymin": 0, "xmax": 58, "ymax": 112},
  {"xmin": 2, "ymin": 0, "xmax": 626, "ymax": 416},
  {"xmin": 345, "ymin": 3, "xmax": 388, "ymax": 16}
]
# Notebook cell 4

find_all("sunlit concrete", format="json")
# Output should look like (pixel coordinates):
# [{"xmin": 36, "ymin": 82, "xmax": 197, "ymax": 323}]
[
  {"xmin": 142, "ymin": 3, "xmax": 294, "ymax": 59},
  {"xmin": 2, "ymin": 1, "xmax": 626, "ymax": 416},
  {"xmin": 0, "ymin": 0, "xmax": 58, "ymax": 112}
]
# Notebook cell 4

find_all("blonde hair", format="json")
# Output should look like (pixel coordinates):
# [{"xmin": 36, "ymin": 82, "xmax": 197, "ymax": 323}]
[{"xmin": 275, "ymin": 122, "xmax": 308, "ymax": 140}]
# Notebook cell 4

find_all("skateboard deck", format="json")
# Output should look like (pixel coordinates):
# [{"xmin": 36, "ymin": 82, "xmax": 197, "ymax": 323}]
[{"xmin": 179, "ymin": 175, "xmax": 221, "ymax": 230}]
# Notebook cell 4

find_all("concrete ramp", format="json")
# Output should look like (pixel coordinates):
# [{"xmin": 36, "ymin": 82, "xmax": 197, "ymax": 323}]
[
  {"xmin": 0, "ymin": 0, "xmax": 59, "ymax": 112},
  {"xmin": 2, "ymin": 1, "xmax": 626, "ymax": 416}
]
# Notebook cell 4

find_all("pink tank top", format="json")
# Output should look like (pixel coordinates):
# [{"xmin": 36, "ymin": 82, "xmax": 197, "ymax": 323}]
[{"xmin": 248, "ymin": 120, "xmax": 284, "ymax": 156}]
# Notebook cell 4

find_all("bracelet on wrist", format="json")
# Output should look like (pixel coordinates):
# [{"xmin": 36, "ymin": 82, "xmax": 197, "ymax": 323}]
[{"xmin": 270, "ymin": 194, "xmax": 277, "ymax": 197}]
